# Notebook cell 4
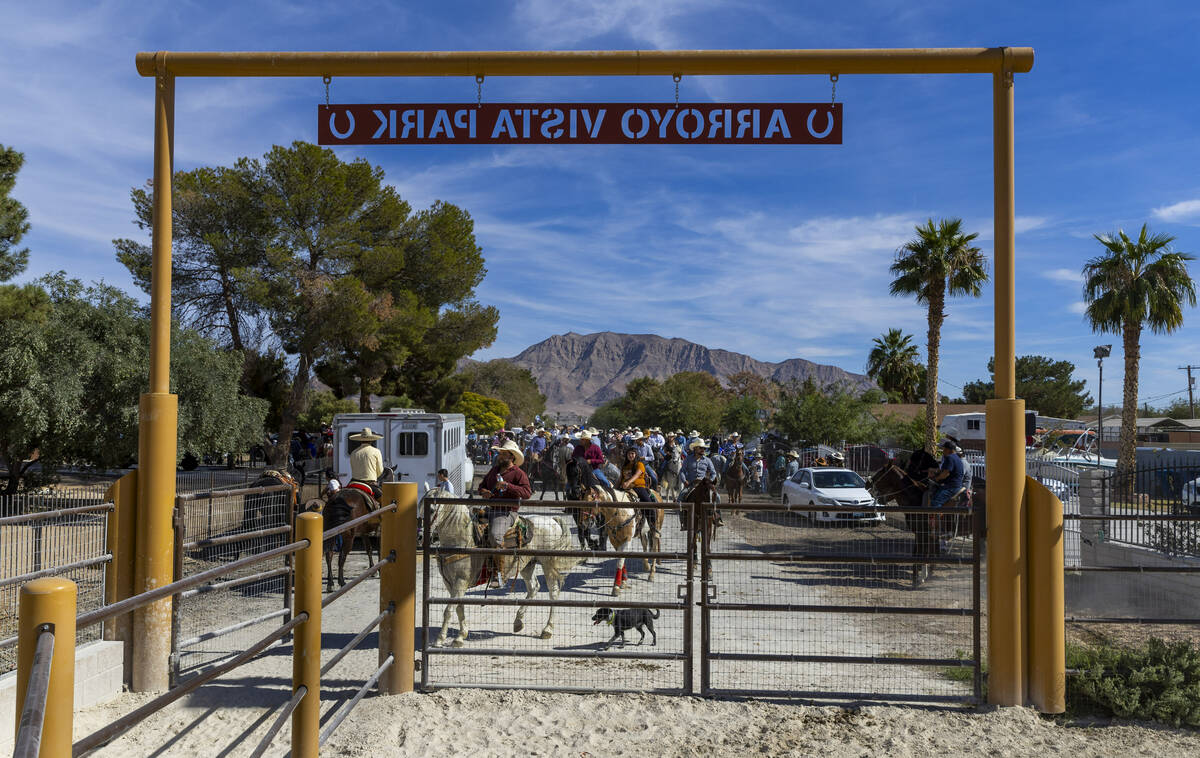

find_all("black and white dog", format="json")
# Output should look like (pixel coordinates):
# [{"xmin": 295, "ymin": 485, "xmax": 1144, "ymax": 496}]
[{"xmin": 591, "ymin": 607, "xmax": 659, "ymax": 649}]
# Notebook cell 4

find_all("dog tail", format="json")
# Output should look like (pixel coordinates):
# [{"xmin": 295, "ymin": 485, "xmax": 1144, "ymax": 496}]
[{"xmin": 650, "ymin": 608, "xmax": 660, "ymax": 619}]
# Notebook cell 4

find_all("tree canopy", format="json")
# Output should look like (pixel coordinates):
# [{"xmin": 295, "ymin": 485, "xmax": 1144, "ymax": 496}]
[
  {"xmin": 962, "ymin": 355, "xmax": 1093, "ymax": 418},
  {"xmin": 451, "ymin": 391, "xmax": 509, "ymax": 434},
  {"xmin": 459, "ymin": 359, "xmax": 546, "ymax": 426}
]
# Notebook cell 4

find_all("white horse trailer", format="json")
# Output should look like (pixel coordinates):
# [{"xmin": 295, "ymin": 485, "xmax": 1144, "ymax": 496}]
[{"xmin": 332, "ymin": 411, "xmax": 474, "ymax": 496}]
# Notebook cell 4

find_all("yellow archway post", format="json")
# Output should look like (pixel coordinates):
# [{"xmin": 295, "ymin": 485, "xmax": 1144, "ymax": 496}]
[
  {"xmin": 134, "ymin": 46, "xmax": 1038, "ymax": 704},
  {"xmin": 133, "ymin": 54, "xmax": 178, "ymax": 692}
]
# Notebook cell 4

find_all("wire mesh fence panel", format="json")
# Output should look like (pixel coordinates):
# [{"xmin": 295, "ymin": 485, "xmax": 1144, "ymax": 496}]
[
  {"xmin": 171, "ymin": 485, "xmax": 294, "ymax": 684},
  {"xmin": 1027, "ymin": 460, "xmax": 1081, "ymax": 568},
  {"xmin": 175, "ymin": 468, "xmax": 269, "ymax": 496},
  {"xmin": 421, "ymin": 499, "xmax": 693, "ymax": 694},
  {"xmin": 0, "ymin": 504, "xmax": 110, "ymax": 674},
  {"xmin": 705, "ymin": 499, "xmax": 981, "ymax": 703},
  {"xmin": 1102, "ymin": 464, "xmax": 1200, "ymax": 546}
]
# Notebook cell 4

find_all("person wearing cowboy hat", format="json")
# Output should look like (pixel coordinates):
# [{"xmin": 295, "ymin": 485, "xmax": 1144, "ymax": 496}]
[
  {"xmin": 680, "ymin": 438, "xmax": 723, "ymax": 524},
  {"xmin": 479, "ymin": 439, "xmax": 532, "ymax": 553},
  {"xmin": 785, "ymin": 450, "xmax": 801, "ymax": 478},
  {"xmin": 348, "ymin": 427, "xmax": 385, "ymax": 502},
  {"xmin": 570, "ymin": 428, "xmax": 617, "ymax": 496}
]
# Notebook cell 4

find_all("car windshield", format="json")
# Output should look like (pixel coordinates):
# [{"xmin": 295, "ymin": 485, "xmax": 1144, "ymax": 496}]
[{"xmin": 813, "ymin": 471, "xmax": 865, "ymax": 489}]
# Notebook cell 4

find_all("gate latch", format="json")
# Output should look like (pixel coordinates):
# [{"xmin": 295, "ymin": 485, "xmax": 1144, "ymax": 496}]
[{"xmin": 676, "ymin": 583, "xmax": 689, "ymax": 600}]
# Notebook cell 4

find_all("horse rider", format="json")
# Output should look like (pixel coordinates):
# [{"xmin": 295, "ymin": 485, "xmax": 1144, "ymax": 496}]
[
  {"xmin": 619, "ymin": 446, "xmax": 658, "ymax": 535},
  {"xmin": 478, "ymin": 439, "xmax": 532, "ymax": 579},
  {"xmin": 680, "ymin": 439, "xmax": 723, "ymax": 525},
  {"xmin": 526, "ymin": 427, "xmax": 548, "ymax": 467},
  {"xmin": 648, "ymin": 427, "xmax": 665, "ymax": 451},
  {"xmin": 572, "ymin": 429, "xmax": 617, "ymax": 497},
  {"xmin": 324, "ymin": 466, "xmax": 341, "ymax": 500},
  {"xmin": 348, "ymin": 427, "xmax": 385, "ymax": 502},
  {"xmin": 829, "ymin": 450, "xmax": 846, "ymax": 467},
  {"xmin": 925, "ymin": 439, "xmax": 966, "ymax": 508}
]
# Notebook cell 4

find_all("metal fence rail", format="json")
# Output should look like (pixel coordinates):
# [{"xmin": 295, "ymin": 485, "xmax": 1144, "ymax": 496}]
[
  {"xmin": 12, "ymin": 625, "xmax": 55, "ymax": 758},
  {"xmin": 421, "ymin": 497, "xmax": 696, "ymax": 694},
  {"xmin": 702, "ymin": 500, "xmax": 982, "ymax": 703},
  {"xmin": 0, "ymin": 503, "xmax": 111, "ymax": 674}
]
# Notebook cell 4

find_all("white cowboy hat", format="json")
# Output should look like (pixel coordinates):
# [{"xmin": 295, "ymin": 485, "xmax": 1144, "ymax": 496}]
[
  {"xmin": 577, "ymin": 430, "xmax": 593, "ymax": 441},
  {"xmin": 689, "ymin": 430, "xmax": 701, "ymax": 438},
  {"xmin": 786, "ymin": 450, "xmax": 799, "ymax": 458},
  {"xmin": 491, "ymin": 439, "xmax": 525, "ymax": 467},
  {"xmin": 349, "ymin": 427, "xmax": 382, "ymax": 442},
  {"xmin": 689, "ymin": 439, "xmax": 709, "ymax": 451}
]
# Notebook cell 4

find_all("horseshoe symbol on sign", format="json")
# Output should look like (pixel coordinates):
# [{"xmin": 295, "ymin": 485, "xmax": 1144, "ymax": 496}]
[
  {"xmin": 807, "ymin": 109, "xmax": 834, "ymax": 139},
  {"xmin": 328, "ymin": 110, "xmax": 356, "ymax": 140}
]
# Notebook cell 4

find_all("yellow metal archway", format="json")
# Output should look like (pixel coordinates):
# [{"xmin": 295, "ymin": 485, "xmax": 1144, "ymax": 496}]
[{"xmin": 130, "ymin": 47, "xmax": 1058, "ymax": 709}]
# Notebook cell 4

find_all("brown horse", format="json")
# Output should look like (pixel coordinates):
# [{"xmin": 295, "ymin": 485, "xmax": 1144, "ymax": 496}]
[
  {"xmin": 682, "ymin": 477, "xmax": 720, "ymax": 577},
  {"xmin": 724, "ymin": 450, "xmax": 746, "ymax": 506},
  {"xmin": 244, "ymin": 469, "xmax": 299, "ymax": 529},
  {"xmin": 307, "ymin": 485, "xmax": 380, "ymax": 592}
]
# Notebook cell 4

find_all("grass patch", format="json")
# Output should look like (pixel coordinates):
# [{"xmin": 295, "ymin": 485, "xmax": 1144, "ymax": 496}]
[
  {"xmin": 1066, "ymin": 637, "xmax": 1200, "ymax": 727},
  {"xmin": 940, "ymin": 649, "xmax": 983, "ymax": 691}
]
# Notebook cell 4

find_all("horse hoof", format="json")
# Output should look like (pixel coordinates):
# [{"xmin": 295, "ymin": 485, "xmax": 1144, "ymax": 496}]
[
  {"xmin": 338, "ymin": 580, "xmax": 347, "ymax": 588},
  {"xmin": 540, "ymin": 630, "xmax": 552, "ymax": 640},
  {"xmin": 451, "ymin": 638, "xmax": 466, "ymax": 648},
  {"xmin": 513, "ymin": 620, "xmax": 524, "ymax": 633},
  {"xmin": 611, "ymin": 587, "xmax": 621, "ymax": 597}
]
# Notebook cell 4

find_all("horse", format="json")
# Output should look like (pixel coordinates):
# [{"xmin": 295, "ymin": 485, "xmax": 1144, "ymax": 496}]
[
  {"xmin": 659, "ymin": 447, "xmax": 683, "ymax": 501},
  {"xmin": 681, "ymin": 477, "xmax": 721, "ymax": 577},
  {"xmin": 724, "ymin": 450, "xmax": 747, "ymax": 506},
  {"xmin": 527, "ymin": 445, "xmax": 567, "ymax": 500},
  {"xmin": 635, "ymin": 497, "xmax": 665, "ymax": 581},
  {"xmin": 427, "ymin": 493, "xmax": 582, "ymax": 645},
  {"xmin": 564, "ymin": 457, "xmax": 641, "ymax": 595},
  {"xmin": 564, "ymin": 457, "xmax": 608, "ymax": 552},
  {"xmin": 311, "ymin": 484, "xmax": 380, "ymax": 592},
  {"xmin": 866, "ymin": 450, "xmax": 971, "ymax": 588},
  {"xmin": 243, "ymin": 468, "xmax": 299, "ymax": 529},
  {"xmin": 709, "ymin": 453, "xmax": 726, "ymax": 487}
]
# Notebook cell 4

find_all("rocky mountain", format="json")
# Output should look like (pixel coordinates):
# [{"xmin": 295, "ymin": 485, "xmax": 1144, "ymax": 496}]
[{"xmin": 504, "ymin": 332, "xmax": 873, "ymax": 416}]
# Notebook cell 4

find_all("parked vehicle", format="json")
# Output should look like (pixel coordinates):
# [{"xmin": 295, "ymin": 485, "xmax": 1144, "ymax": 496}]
[
  {"xmin": 780, "ymin": 467, "xmax": 884, "ymax": 524},
  {"xmin": 332, "ymin": 410, "xmax": 473, "ymax": 496}
]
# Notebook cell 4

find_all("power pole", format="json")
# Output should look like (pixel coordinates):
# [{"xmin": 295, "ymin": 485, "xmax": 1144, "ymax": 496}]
[{"xmin": 1180, "ymin": 365, "xmax": 1199, "ymax": 419}]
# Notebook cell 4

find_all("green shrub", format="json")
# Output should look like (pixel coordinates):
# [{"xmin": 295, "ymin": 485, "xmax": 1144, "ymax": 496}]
[{"xmin": 1066, "ymin": 638, "xmax": 1200, "ymax": 727}]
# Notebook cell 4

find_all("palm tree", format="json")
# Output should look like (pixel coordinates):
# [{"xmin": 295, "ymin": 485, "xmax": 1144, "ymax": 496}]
[
  {"xmin": 866, "ymin": 328, "xmax": 922, "ymax": 403},
  {"xmin": 1083, "ymin": 224, "xmax": 1195, "ymax": 477},
  {"xmin": 889, "ymin": 218, "xmax": 987, "ymax": 451}
]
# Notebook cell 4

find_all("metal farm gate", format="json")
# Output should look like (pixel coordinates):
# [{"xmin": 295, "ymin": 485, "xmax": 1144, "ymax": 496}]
[
  {"xmin": 698, "ymin": 501, "xmax": 982, "ymax": 703},
  {"xmin": 170, "ymin": 483, "xmax": 295, "ymax": 685},
  {"xmin": 420, "ymin": 498, "xmax": 696, "ymax": 694},
  {"xmin": 419, "ymin": 495, "xmax": 981, "ymax": 703}
]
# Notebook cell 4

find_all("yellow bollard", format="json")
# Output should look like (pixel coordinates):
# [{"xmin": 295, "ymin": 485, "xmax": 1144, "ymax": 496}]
[
  {"xmin": 16, "ymin": 577, "xmax": 76, "ymax": 757},
  {"xmin": 291, "ymin": 511, "xmax": 322, "ymax": 758},
  {"xmin": 103, "ymin": 470, "xmax": 138, "ymax": 686},
  {"xmin": 1026, "ymin": 476, "xmax": 1066, "ymax": 713},
  {"xmin": 379, "ymin": 482, "xmax": 416, "ymax": 694},
  {"xmin": 985, "ymin": 397, "xmax": 1027, "ymax": 705}
]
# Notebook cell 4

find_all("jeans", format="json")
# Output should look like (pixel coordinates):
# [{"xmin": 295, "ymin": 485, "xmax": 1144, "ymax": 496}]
[
  {"xmin": 591, "ymin": 468, "xmax": 613, "ymax": 488},
  {"xmin": 487, "ymin": 509, "xmax": 516, "ymax": 547},
  {"xmin": 929, "ymin": 485, "xmax": 958, "ymax": 509}
]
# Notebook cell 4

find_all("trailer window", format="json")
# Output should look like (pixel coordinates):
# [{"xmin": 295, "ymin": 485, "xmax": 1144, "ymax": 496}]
[{"xmin": 394, "ymin": 432, "xmax": 429, "ymax": 456}]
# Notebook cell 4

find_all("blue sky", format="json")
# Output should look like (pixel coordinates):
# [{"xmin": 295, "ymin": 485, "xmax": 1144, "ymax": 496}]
[{"xmin": 3, "ymin": 1, "xmax": 1200, "ymax": 410}]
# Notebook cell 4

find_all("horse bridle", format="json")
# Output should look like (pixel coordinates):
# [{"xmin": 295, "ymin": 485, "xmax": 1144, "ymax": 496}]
[{"xmin": 868, "ymin": 463, "xmax": 928, "ymax": 504}]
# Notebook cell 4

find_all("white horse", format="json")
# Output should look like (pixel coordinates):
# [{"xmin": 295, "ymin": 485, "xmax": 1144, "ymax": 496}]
[
  {"xmin": 428, "ymin": 492, "xmax": 582, "ymax": 646},
  {"xmin": 659, "ymin": 448, "xmax": 683, "ymax": 501}
]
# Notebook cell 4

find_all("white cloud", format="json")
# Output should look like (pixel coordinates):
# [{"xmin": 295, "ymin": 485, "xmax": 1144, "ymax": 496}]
[
  {"xmin": 1043, "ymin": 268, "xmax": 1080, "ymax": 284},
  {"xmin": 1068, "ymin": 302, "xmax": 1088, "ymax": 315},
  {"xmin": 1015, "ymin": 216, "xmax": 1050, "ymax": 234},
  {"xmin": 1152, "ymin": 199, "xmax": 1200, "ymax": 224},
  {"xmin": 512, "ymin": 0, "xmax": 722, "ymax": 49}
]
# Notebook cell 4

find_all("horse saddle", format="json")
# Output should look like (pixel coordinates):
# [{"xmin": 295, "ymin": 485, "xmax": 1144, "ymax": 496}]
[
  {"xmin": 472, "ymin": 515, "xmax": 530, "ymax": 549},
  {"xmin": 346, "ymin": 481, "xmax": 380, "ymax": 510}
]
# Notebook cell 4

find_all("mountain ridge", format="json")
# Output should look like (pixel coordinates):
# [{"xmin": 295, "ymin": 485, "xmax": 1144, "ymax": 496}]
[{"xmin": 499, "ymin": 331, "xmax": 872, "ymax": 416}]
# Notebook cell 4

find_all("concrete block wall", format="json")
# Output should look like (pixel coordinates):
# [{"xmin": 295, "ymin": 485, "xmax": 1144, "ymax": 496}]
[{"xmin": 0, "ymin": 640, "xmax": 123, "ymax": 754}]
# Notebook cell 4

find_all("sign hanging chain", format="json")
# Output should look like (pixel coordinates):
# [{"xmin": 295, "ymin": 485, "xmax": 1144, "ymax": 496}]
[
  {"xmin": 673, "ymin": 73, "xmax": 681, "ymax": 106},
  {"xmin": 323, "ymin": 75, "xmax": 331, "ymax": 107},
  {"xmin": 476, "ymin": 74, "xmax": 484, "ymax": 109},
  {"xmin": 830, "ymin": 73, "xmax": 838, "ymax": 104}
]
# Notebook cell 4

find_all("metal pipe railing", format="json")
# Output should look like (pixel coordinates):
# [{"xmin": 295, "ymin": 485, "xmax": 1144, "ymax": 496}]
[
  {"xmin": 322, "ymin": 553, "xmax": 392, "ymax": 609},
  {"xmin": 323, "ymin": 500, "xmax": 396, "ymax": 540},
  {"xmin": 0, "ymin": 554, "xmax": 112, "ymax": 590},
  {"xmin": 73, "ymin": 612, "xmax": 308, "ymax": 756},
  {"xmin": 319, "ymin": 654, "xmax": 394, "ymax": 747},
  {"xmin": 0, "ymin": 502, "xmax": 113, "ymax": 526},
  {"xmin": 322, "ymin": 607, "xmax": 391, "ymax": 677},
  {"xmin": 13, "ymin": 625, "xmax": 55, "ymax": 758},
  {"xmin": 247, "ymin": 685, "xmax": 308, "ymax": 758},
  {"xmin": 76, "ymin": 537, "xmax": 309, "ymax": 631}
]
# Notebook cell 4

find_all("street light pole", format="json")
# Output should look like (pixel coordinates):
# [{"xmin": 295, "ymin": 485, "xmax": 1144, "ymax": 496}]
[{"xmin": 1094, "ymin": 345, "xmax": 1111, "ymax": 465}]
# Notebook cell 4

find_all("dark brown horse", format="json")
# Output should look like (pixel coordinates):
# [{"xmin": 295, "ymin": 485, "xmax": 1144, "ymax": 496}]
[
  {"xmin": 866, "ymin": 450, "xmax": 973, "ymax": 588},
  {"xmin": 307, "ymin": 485, "xmax": 380, "ymax": 592},
  {"xmin": 682, "ymin": 477, "xmax": 721, "ymax": 576},
  {"xmin": 724, "ymin": 450, "xmax": 746, "ymax": 506}
]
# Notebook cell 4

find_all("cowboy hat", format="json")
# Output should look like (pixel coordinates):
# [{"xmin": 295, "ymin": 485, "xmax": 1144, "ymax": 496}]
[
  {"xmin": 349, "ymin": 427, "xmax": 382, "ymax": 442},
  {"xmin": 689, "ymin": 439, "xmax": 709, "ymax": 450},
  {"xmin": 491, "ymin": 439, "xmax": 525, "ymax": 466},
  {"xmin": 689, "ymin": 430, "xmax": 701, "ymax": 438},
  {"xmin": 786, "ymin": 450, "xmax": 799, "ymax": 458},
  {"xmin": 577, "ymin": 430, "xmax": 593, "ymax": 441}
]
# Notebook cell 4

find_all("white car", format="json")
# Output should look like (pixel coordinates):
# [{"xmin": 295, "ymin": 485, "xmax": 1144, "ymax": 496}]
[
  {"xmin": 1182, "ymin": 476, "xmax": 1200, "ymax": 514},
  {"xmin": 780, "ymin": 467, "xmax": 884, "ymax": 524}
]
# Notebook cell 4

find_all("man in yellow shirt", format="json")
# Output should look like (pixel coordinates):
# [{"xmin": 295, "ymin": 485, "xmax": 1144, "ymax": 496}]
[{"xmin": 349, "ymin": 427, "xmax": 385, "ymax": 502}]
